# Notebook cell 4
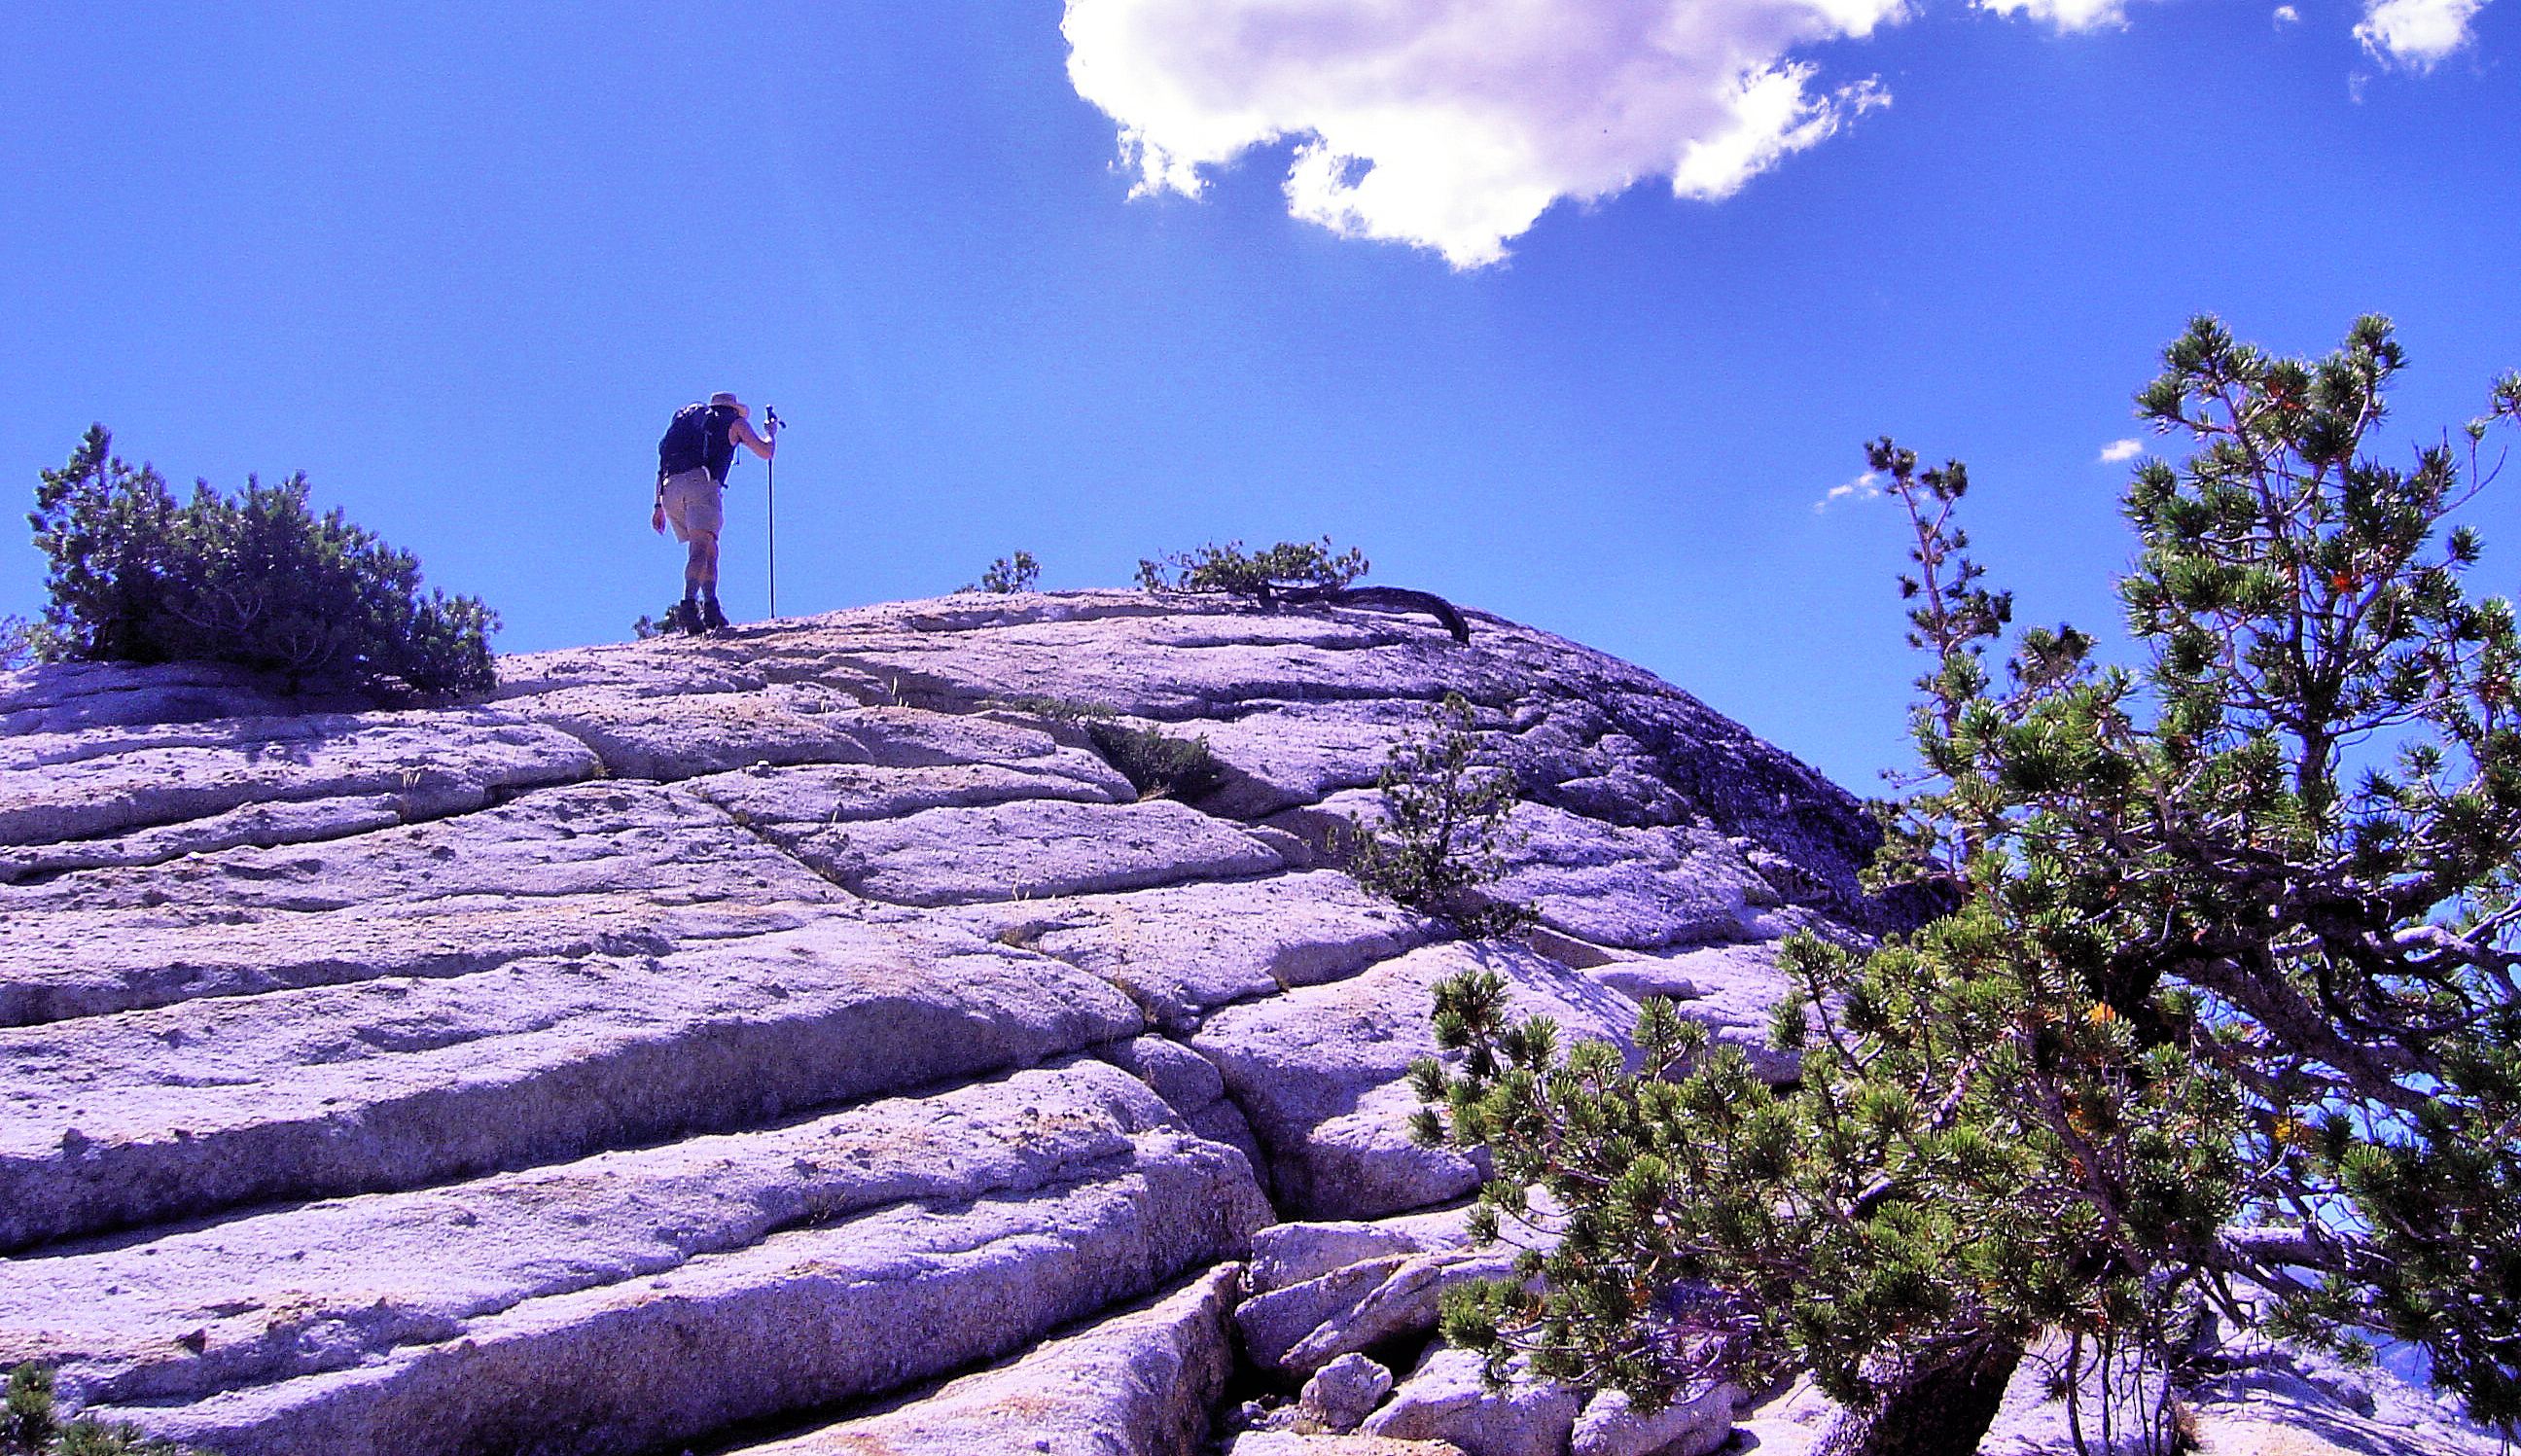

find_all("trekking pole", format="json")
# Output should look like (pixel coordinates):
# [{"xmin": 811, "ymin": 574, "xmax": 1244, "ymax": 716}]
[{"xmin": 763, "ymin": 407, "xmax": 783, "ymax": 619}]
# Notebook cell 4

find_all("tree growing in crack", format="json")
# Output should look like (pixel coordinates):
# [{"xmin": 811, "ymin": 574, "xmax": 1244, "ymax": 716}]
[{"xmin": 1348, "ymin": 692, "xmax": 1537, "ymax": 941}]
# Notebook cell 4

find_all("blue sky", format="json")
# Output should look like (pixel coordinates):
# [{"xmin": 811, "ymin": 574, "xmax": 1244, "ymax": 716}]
[{"xmin": 3, "ymin": 2, "xmax": 2515, "ymax": 792}]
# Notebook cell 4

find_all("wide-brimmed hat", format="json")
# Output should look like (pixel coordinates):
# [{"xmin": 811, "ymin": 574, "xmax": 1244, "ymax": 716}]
[{"xmin": 708, "ymin": 392, "xmax": 749, "ymax": 415}]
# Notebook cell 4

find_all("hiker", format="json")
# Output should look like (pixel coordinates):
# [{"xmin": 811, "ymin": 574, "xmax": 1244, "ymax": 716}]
[{"xmin": 653, "ymin": 392, "xmax": 777, "ymax": 633}]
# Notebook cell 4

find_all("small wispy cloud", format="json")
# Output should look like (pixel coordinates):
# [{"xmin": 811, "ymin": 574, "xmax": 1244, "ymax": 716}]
[
  {"xmin": 2356, "ymin": 0, "xmax": 2491, "ymax": 66},
  {"xmin": 1815, "ymin": 471, "xmax": 1885, "ymax": 514},
  {"xmin": 2272, "ymin": 3, "xmax": 2302, "ymax": 23},
  {"xmin": 2099, "ymin": 438, "xmax": 2145, "ymax": 463},
  {"xmin": 1980, "ymin": 0, "xmax": 2145, "ymax": 30}
]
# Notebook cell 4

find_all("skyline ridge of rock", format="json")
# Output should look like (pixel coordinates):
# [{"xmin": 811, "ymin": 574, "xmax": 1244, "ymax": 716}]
[{"xmin": 1, "ymin": 590, "xmax": 2480, "ymax": 1456}]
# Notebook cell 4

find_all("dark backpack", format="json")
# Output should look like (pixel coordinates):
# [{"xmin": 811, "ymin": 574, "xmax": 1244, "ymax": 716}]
[{"xmin": 657, "ymin": 404, "xmax": 726, "ymax": 479}]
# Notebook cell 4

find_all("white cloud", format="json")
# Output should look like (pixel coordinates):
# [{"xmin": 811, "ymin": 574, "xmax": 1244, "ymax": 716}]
[
  {"xmin": 1815, "ymin": 471, "xmax": 1886, "ymax": 513},
  {"xmin": 2272, "ymin": 3, "xmax": 2302, "ymax": 23},
  {"xmin": 2099, "ymin": 438, "xmax": 2145, "ymax": 462},
  {"xmin": 1062, "ymin": 0, "xmax": 1904, "ymax": 269},
  {"xmin": 1978, "ymin": 0, "xmax": 2141, "ymax": 30},
  {"xmin": 2356, "ymin": 0, "xmax": 2490, "ymax": 65}
]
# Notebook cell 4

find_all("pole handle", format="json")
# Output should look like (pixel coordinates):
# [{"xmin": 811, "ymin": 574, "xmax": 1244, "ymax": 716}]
[
  {"xmin": 763, "ymin": 407, "xmax": 784, "ymax": 618},
  {"xmin": 767, "ymin": 456, "xmax": 778, "ymax": 621}
]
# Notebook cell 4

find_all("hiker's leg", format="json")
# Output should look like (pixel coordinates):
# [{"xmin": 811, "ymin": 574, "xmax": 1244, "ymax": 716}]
[
  {"xmin": 661, "ymin": 472, "xmax": 727, "ymax": 630},
  {"xmin": 677, "ymin": 531, "xmax": 718, "ymax": 634},
  {"xmin": 685, "ymin": 530, "xmax": 719, "ymax": 595},
  {"xmin": 696, "ymin": 532, "xmax": 730, "ymax": 627}
]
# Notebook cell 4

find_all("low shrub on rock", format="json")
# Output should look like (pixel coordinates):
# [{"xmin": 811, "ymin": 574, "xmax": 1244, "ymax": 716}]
[
  {"xmin": 4, "ymin": 1365, "xmax": 192, "ymax": 1455},
  {"xmin": 1136, "ymin": 537, "xmax": 1367, "ymax": 597},
  {"xmin": 981, "ymin": 693, "xmax": 1117, "ymax": 725},
  {"xmin": 985, "ymin": 694, "xmax": 1221, "ymax": 801},
  {"xmin": 26, "ymin": 426, "xmax": 498, "ymax": 698},
  {"xmin": 1086, "ymin": 721, "xmax": 1225, "ymax": 801},
  {"xmin": 1136, "ymin": 536, "xmax": 1474, "ymax": 643},
  {"xmin": 961, "ymin": 550, "xmax": 1041, "ymax": 594}
]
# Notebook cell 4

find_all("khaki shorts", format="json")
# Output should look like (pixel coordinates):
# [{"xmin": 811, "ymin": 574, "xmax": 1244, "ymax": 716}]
[{"xmin": 660, "ymin": 469, "xmax": 723, "ymax": 543}]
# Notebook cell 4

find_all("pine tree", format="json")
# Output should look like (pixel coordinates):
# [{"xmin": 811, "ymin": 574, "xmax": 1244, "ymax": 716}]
[
  {"xmin": 1350, "ymin": 692, "xmax": 1538, "ymax": 939},
  {"xmin": 1414, "ymin": 316, "xmax": 2521, "ymax": 1454},
  {"xmin": 26, "ymin": 426, "xmax": 498, "ymax": 697}
]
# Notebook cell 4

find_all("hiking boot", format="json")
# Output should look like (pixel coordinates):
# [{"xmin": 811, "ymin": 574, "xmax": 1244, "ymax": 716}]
[
  {"xmin": 700, "ymin": 598, "xmax": 730, "ymax": 631},
  {"xmin": 676, "ymin": 600, "xmax": 706, "ymax": 636}
]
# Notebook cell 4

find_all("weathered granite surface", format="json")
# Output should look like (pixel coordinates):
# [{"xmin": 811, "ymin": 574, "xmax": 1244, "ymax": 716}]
[
  {"xmin": 0, "ymin": 590, "xmax": 1899, "ymax": 1454},
  {"xmin": 1300, "ymin": 1354, "xmax": 1397, "ymax": 1435},
  {"xmin": 1361, "ymin": 1348, "xmax": 1583, "ymax": 1456},
  {"xmin": 1737, "ymin": 1337, "xmax": 2517, "ymax": 1456},
  {"xmin": 1237, "ymin": 1206, "xmax": 1523, "ymax": 1377},
  {"xmin": 745, "ymin": 1263, "xmax": 1247, "ymax": 1456}
]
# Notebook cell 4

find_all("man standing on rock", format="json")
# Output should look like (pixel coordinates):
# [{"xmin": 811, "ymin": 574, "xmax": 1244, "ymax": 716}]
[{"xmin": 653, "ymin": 392, "xmax": 776, "ymax": 634}]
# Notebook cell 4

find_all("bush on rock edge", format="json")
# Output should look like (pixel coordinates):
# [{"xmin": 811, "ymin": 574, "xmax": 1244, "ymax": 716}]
[{"xmin": 25, "ymin": 426, "xmax": 498, "ymax": 699}]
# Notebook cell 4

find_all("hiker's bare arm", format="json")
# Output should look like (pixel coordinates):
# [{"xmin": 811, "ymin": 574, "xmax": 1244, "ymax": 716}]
[{"xmin": 732, "ymin": 420, "xmax": 775, "ymax": 460}]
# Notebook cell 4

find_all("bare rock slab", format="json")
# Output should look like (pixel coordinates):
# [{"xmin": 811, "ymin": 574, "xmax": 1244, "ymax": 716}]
[
  {"xmin": 0, "ymin": 781, "xmax": 849, "ymax": 1026},
  {"xmin": 520, "ymin": 686, "xmax": 1104, "ymax": 784},
  {"xmin": 2186, "ymin": 1337, "xmax": 2507, "ymax": 1456},
  {"xmin": 1246, "ymin": 1206, "xmax": 1478, "ymax": 1295},
  {"xmin": 688, "ymin": 748, "xmax": 1130, "ymax": 830},
  {"xmin": 0, "ymin": 659, "xmax": 329, "ymax": 736},
  {"xmin": 1237, "ymin": 1204, "xmax": 1541, "ymax": 1379},
  {"xmin": 1301, "ymin": 1354, "xmax": 1398, "ymax": 1434},
  {"xmin": 0, "ymin": 894, "xmax": 822, "ymax": 1029},
  {"xmin": 796, "ymin": 796, "xmax": 1286, "ymax": 906},
  {"xmin": 1491, "ymin": 802, "xmax": 1792, "ymax": 951},
  {"xmin": 1242, "ymin": 1246, "xmax": 1524, "ymax": 1377},
  {"xmin": 1267, "ymin": 792, "xmax": 1795, "ymax": 954},
  {"xmin": 1730, "ymin": 1375, "xmax": 1839, "ymax": 1456},
  {"xmin": 949, "ymin": 870, "xmax": 1434, "ymax": 1031},
  {"xmin": 1183, "ymin": 700, "xmax": 1425, "ymax": 819},
  {"xmin": 3, "ymin": 1063, "xmax": 1238, "ymax": 1408},
  {"xmin": 15, "ymin": 1064, "xmax": 1270, "ymax": 1456},
  {"xmin": 1194, "ymin": 942, "xmax": 1641, "ymax": 1220},
  {"xmin": 92, "ymin": 1134, "xmax": 1262, "ymax": 1456},
  {"xmin": 1229, "ymin": 1435, "xmax": 1468, "ymax": 1455},
  {"xmin": 788, "ymin": 600, "xmax": 1470, "ymax": 722},
  {"xmin": 0, "ymin": 914, "xmax": 1140, "ymax": 1249},
  {"xmin": 742, "ymin": 1262, "xmax": 1245, "ymax": 1456},
  {"xmin": 1979, "ymin": 1335, "xmax": 2172, "ymax": 1456},
  {"xmin": 1362, "ymin": 1347, "xmax": 1581, "ymax": 1456},
  {"xmin": 0, "ymin": 710, "xmax": 599, "ymax": 853},
  {"xmin": 0, "ymin": 780, "xmax": 846, "ymax": 921},
  {"xmin": 1580, "ymin": 940, "xmax": 1808, "ymax": 1084},
  {"xmin": 1570, "ymin": 1386, "xmax": 1742, "ymax": 1456}
]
